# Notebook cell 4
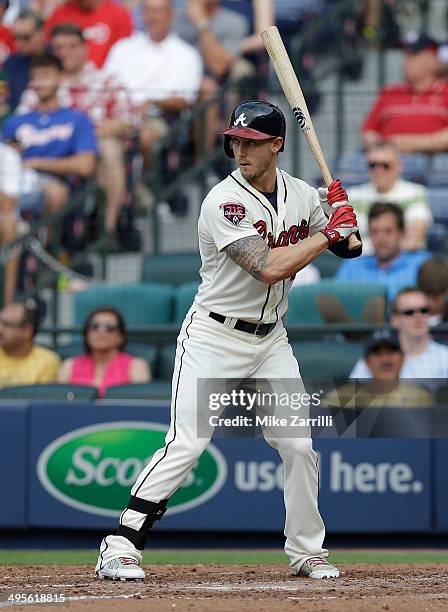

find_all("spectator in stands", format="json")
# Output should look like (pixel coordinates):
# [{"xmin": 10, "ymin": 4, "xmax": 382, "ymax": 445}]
[
  {"xmin": 176, "ymin": 1, "xmax": 248, "ymax": 81},
  {"xmin": 350, "ymin": 287, "xmax": 448, "ymax": 380},
  {"xmin": 362, "ymin": 31, "xmax": 448, "ymax": 153},
  {"xmin": 175, "ymin": 0, "xmax": 249, "ymax": 153},
  {"xmin": 57, "ymin": 306, "xmax": 151, "ymax": 396},
  {"xmin": 349, "ymin": 142, "xmax": 432, "ymax": 254},
  {"xmin": 45, "ymin": 0, "xmax": 133, "ymax": 67},
  {"xmin": 2, "ymin": 53, "xmax": 98, "ymax": 219},
  {"xmin": 18, "ymin": 24, "xmax": 135, "ymax": 240},
  {"xmin": 3, "ymin": 10, "xmax": 46, "ymax": 111},
  {"xmin": 0, "ymin": 299, "xmax": 60, "ymax": 388},
  {"xmin": 335, "ymin": 203, "xmax": 431, "ymax": 301},
  {"xmin": 324, "ymin": 329, "xmax": 433, "ymax": 408},
  {"xmin": 417, "ymin": 257, "xmax": 448, "ymax": 328},
  {"xmin": 0, "ymin": 0, "xmax": 15, "ymax": 66},
  {"xmin": 0, "ymin": 142, "xmax": 21, "ymax": 304},
  {"xmin": 105, "ymin": 0, "xmax": 202, "ymax": 175},
  {"xmin": 29, "ymin": 0, "xmax": 60, "ymax": 19},
  {"xmin": 224, "ymin": 0, "xmax": 274, "ymax": 56}
]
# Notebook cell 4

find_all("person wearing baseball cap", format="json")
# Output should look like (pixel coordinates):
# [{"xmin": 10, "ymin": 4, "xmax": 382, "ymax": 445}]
[
  {"xmin": 401, "ymin": 30, "xmax": 438, "ymax": 54},
  {"xmin": 323, "ymin": 329, "xmax": 433, "ymax": 408},
  {"xmin": 362, "ymin": 30, "xmax": 448, "ymax": 154}
]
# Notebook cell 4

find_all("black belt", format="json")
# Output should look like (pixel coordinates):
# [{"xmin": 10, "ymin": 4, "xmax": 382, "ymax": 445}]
[{"xmin": 209, "ymin": 311, "xmax": 276, "ymax": 337}]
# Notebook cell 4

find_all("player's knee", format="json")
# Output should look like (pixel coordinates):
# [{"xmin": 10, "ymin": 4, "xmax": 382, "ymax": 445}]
[{"xmin": 277, "ymin": 436, "xmax": 313, "ymax": 456}]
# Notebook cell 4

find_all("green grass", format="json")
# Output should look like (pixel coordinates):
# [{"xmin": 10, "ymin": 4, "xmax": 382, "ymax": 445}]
[{"xmin": 1, "ymin": 549, "xmax": 448, "ymax": 566}]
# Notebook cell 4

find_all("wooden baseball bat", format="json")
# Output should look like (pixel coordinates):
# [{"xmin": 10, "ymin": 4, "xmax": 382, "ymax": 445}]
[{"xmin": 261, "ymin": 26, "xmax": 362, "ymax": 251}]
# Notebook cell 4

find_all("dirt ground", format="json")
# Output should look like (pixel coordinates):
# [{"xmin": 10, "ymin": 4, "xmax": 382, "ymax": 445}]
[{"xmin": 2, "ymin": 564, "xmax": 448, "ymax": 611}]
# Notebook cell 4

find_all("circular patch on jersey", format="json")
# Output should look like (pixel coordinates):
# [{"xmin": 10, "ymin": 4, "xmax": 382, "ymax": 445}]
[{"xmin": 220, "ymin": 202, "xmax": 246, "ymax": 226}]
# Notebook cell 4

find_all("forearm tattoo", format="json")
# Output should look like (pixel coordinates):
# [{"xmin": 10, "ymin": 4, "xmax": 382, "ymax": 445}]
[{"xmin": 224, "ymin": 235, "xmax": 269, "ymax": 281}]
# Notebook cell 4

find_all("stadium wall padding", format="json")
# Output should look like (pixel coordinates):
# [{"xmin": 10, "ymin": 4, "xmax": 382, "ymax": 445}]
[{"xmin": 0, "ymin": 402, "xmax": 442, "ymax": 532}]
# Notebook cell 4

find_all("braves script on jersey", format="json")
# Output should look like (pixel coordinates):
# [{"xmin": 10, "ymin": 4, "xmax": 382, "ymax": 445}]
[{"xmin": 196, "ymin": 167, "xmax": 327, "ymax": 322}]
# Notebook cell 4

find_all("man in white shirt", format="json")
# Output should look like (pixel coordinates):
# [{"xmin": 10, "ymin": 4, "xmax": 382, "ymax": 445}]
[
  {"xmin": 105, "ymin": 0, "xmax": 203, "ymax": 172},
  {"xmin": 350, "ymin": 287, "xmax": 448, "ymax": 381},
  {"xmin": 348, "ymin": 142, "xmax": 432, "ymax": 255},
  {"xmin": 0, "ymin": 142, "xmax": 21, "ymax": 304}
]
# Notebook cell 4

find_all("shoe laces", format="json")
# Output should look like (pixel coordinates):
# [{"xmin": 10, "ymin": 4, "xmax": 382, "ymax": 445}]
[{"xmin": 306, "ymin": 556, "xmax": 328, "ymax": 567}]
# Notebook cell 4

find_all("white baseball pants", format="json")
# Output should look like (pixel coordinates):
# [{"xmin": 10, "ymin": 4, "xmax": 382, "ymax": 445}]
[{"xmin": 97, "ymin": 306, "xmax": 327, "ymax": 573}]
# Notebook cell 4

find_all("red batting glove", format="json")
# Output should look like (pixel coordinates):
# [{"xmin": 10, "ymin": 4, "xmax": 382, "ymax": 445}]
[
  {"xmin": 327, "ymin": 179, "xmax": 348, "ymax": 206},
  {"xmin": 318, "ymin": 179, "xmax": 350, "ymax": 217},
  {"xmin": 320, "ymin": 204, "xmax": 358, "ymax": 245}
]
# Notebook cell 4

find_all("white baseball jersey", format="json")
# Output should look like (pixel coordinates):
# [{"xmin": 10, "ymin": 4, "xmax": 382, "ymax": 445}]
[{"xmin": 195, "ymin": 167, "xmax": 327, "ymax": 323}]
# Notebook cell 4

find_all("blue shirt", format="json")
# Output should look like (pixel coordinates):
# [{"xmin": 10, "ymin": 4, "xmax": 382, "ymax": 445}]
[
  {"xmin": 2, "ymin": 107, "xmax": 98, "ymax": 161},
  {"xmin": 335, "ymin": 251, "xmax": 431, "ymax": 301}
]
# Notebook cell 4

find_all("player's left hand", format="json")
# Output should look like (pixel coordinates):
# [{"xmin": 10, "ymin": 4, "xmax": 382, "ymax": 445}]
[
  {"xmin": 318, "ymin": 179, "xmax": 349, "ymax": 217},
  {"xmin": 320, "ymin": 204, "xmax": 358, "ymax": 245}
]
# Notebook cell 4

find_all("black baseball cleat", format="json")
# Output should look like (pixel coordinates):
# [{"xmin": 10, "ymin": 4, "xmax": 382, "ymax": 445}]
[{"xmin": 96, "ymin": 557, "xmax": 145, "ymax": 581}]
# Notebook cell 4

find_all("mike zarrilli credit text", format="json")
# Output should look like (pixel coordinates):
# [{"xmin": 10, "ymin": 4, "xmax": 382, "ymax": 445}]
[{"xmin": 209, "ymin": 415, "xmax": 333, "ymax": 428}]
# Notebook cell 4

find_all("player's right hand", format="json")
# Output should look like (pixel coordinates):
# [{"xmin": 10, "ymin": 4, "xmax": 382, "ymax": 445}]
[{"xmin": 320, "ymin": 204, "xmax": 358, "ymax": 245}]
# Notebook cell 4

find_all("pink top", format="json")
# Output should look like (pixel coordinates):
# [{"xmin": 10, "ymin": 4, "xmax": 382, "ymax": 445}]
[{"xmin": 70, "ymin": 352, "xmax": 133, "ymax": 397}]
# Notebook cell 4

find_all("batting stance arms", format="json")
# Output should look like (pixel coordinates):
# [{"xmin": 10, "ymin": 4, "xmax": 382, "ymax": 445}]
[
  {"xmin": 225, "ymin": 233, "xmax": 328, "ymax": 283},
  {"xmin": 224, "ymin": 205, "xmax": 360, "ymax": 284},
  {"xmin": 224, "ymin": 232, "xmax": 361, "ymax": 284}
]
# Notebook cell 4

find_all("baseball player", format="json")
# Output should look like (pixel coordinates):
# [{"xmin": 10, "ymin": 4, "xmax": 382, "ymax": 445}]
[{"xmin": 95, "ymin": 101, "xmax": 361, "ymax": 581}]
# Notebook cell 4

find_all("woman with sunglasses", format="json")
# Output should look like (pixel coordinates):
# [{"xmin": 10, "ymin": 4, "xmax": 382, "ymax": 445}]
[{"xmin": 57, "ymin": 306, "xmax": 150, "ymax": 396}]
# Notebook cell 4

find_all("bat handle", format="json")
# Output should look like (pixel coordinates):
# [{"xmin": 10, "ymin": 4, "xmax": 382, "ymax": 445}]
[{"xmin": 348, "ymin": 233, "xmax": 362, "ymax": 251}]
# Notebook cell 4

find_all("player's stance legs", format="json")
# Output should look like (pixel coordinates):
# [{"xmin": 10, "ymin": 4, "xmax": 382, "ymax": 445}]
[
  {"xmin": 253, "ymin": 327, "xmax": 339, "ymax": 579},
  {"xmin": 96, "ymin": 311, "xmax": 256, "ymax": 579}
]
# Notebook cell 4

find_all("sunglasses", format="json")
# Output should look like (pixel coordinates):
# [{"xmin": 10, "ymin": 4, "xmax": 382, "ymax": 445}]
[
  {"xmin": 396, "ymin": 307, "xmax": 429, "ymax": 316},
  {"xmin": 368, "ymin": 161, "xmax": 391, "ymax": 170},
  {"xmin": 88, "ymin": 322, "xmax": 120, "ymax": 332}
]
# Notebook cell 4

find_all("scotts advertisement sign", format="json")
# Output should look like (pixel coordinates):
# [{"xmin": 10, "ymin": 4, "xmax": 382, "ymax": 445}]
[{"xmin": 37, "ymin": 422, "xmax": 227, "ymax": 516}]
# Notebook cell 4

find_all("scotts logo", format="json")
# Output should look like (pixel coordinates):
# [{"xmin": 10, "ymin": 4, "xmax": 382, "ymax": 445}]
[
  {"xmin": 37, "ymin": 422, "xmax": 227, "ymax": 517},
  {"xmin": 221, "ymin": 202, "xmax": 246, "ymax": 226}
]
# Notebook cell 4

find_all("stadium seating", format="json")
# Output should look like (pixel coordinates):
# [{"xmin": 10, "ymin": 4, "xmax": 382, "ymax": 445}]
[
  {"xmin": 427, "ymin": 187, "xmax": 448, "ymax": 223},
  {"xmin": 74, "ymin": 283, "xmax": 174, "ymax": 325},
  {"xmin": 427, "ymin": 224, "xmax": 448, "ymax": 254},
  {"xmin": 426, "ymin": 153, "xmax": 448, "ymax": 186},
  {"xmin": 141, "ymin": 253, "xmax": 201, "ymax": 286},
  {"xmin": 287, "ymin": 281, "xmax": 387, "ymax": 325},
  {"xmin": 56, "ymin": 341, "xmax": 158, "ymax": 373},
  {"xmin": 400, "ymin": 153, "xmax": 429, "ymax": 184},
  {"xmin": 104, "ymin": 382, "xmax": 171, "ymax": 400},
  {"xmin": 334, "ymin": 151, "xmax": 369, "ymax": 186},
  {"xmin": 174, "ymin": 282, "xmax": 199, "ymax": 324},
  {"xmin": 291, "ymin": 340, "xmax": 363, "ymax": 379},
  {"xmin": 0, "ymin": 384, "xmax": 98, "ymax": 400},
  {"xmin": 313, "ymin": 252, "xmax": 342, "ymax": 278},
  {"xmin": 157, "ymin": 344, "xmax": 177, "ymax": 381}
]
